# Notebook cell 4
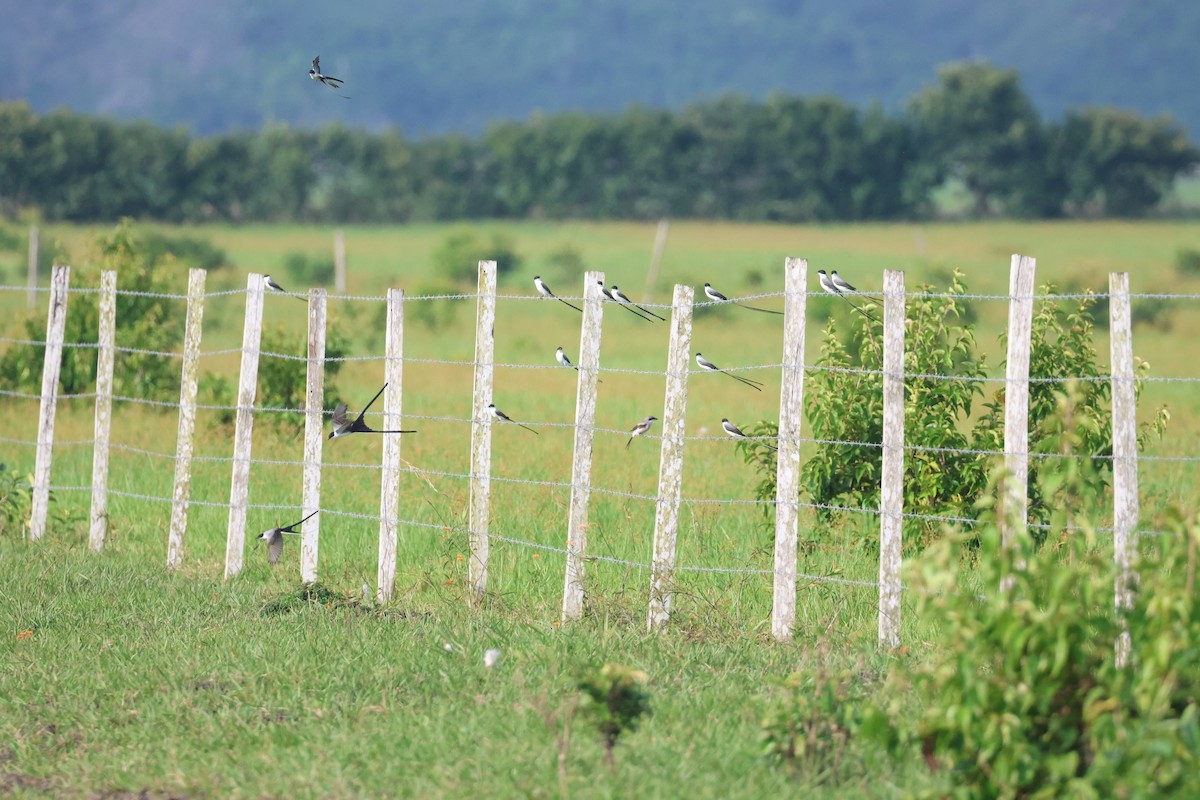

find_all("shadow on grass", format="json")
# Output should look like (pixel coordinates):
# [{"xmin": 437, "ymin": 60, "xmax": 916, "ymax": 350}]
[{"xmin": 260, "ymin": 581, "xmax": 429, "ymax": 621}]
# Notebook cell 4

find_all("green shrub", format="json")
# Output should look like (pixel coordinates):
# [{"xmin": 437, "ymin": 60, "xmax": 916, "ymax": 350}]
[
  {"xmin": 577, "ymin": 663, "xmax": 652, "ymax": 768},
  {"xmin": 432, "ymin": 226, "xmax": 523, "ymax": 285},
  {"xmin": 544, "ymin": 243, "xmax": 586, "ymax": 285},
  {"xmin": 140, "ymin": 231, "xmax": 230, "ymax": 272},
  {"xmin": 760, "ymin": 665, "xmax": 869, "ymax": 784},
  {"xmin": 743, "ymin": 271, "xmax": 1169, "ymax": 541},
  {"xmin": 862, "ymin": 391, "xmax": 1200, "ymax": 797},
  {"xmin": 282, "ymin": 250, "xmax": 335, "ymax": 287},
  {"xmin": 1176, "ymin": 246, "xmax": 1200, "ymax": 276},
  {"xmin": 255, "ymin": 321, "xmax": 349, "ymax": 431},
  {"xmin": 0, "ymin": 221, "xmax": 185, "ymax": 401}
]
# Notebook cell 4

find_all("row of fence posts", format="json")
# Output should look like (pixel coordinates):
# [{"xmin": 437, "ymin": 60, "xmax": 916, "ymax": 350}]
[{"xmin": 22, "ymin": 256, "xmax": 1141, "ymax": 656}]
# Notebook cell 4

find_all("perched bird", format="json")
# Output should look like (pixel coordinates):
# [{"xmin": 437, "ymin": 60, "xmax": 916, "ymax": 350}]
[
  {"xmin": 626, "ymin": 415, "xmax": 658, "ymax": 448},
  {"xmin": 702, "ymin": 283, "xmax": 783, "ymax": 315},
  {"xmin": 329, "ymin": 383, "xmax": 417, "ymax": 439},
  {"xmin": 263, "ymin": 273, "xmax": 305, "ymax": 302},
  {"xmin": 308, "ymin": 56, "xmax": 349, "ymax": 97},
  {"xmin": 257, "ymin": 510, "xmax": 319, "ymax": 564},
  {"xmin": 533, "ymin": 276, "xmax": 583, "ymax": 313},
  {"xmin": 721, "ymin": 418, "xmax": 777, "ymax": 451},
  {"xmin": 556, "ymin": 346, "xmax": 601, "ymax": 382},
  {"xmin": 599, "ymin": 281, "xmax": 653, "ymax": 322},
  {"xmin": 695, "ymin": 353, "xmax": 764, "ymax": 392},
  {"xmin": 611, "ymin": 286, "xmax": 666, "ymax": 321},
  {"xmin": 487, "ymin": 403, "xmax": 539, "ymax": 435},
  {"xmin": 816, "ymin": 269, "xmax": 880, "ymax": 323}
]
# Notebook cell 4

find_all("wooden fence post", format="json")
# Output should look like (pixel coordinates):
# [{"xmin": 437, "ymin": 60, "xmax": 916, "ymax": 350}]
[
  {"xmin": 224, "ymin": 273, "xmax": 264, "ymax": 579},
  {"xmin": 1001, "ymin": 254, "xmax": 1036, "ymax": 589},
  {"xmin": 468, "ymin": 261, "xmax": 498, "ymax": 606},
  {"xmin": 167, "ymin": 268, "xmax": 207, "ymax": 569},
  {"xmin": 89, "ymin": 270, "xmax": 117, "ymax": 551},
  {"xmin": 377, "ymin": 288, "xmax": 405, "ymax": 603},
  {"xmin": 334, "ymin": 229, "xmax": 347, "ymax": 293},
  {"xmin": 26, "ymin": 224, "xmax": 39, "ymax": 309},
  {"xmin": 879, "ymin": 269, "xmax": 906, "ymax": 648},
  {"xmin": 29, "ymin": 264, "xmax": 70, "ymax": 541},
  {"xmin": 1109, "ymin": 272, "xmax": 1139, "ymax": 667},
  {"xmin": 301, "ymin": 289, "xmax": 327, "ymax": 584},
  {"xmin": 647, "ymin": 283, "xmax": 693, "ymax": 632},
  {"xmin": 772, "ymin": 257, "xmax": 807, "ymax": 641},
  {"xmin": 642, "ymin": 219, "xmax": 669, "ymax": 302},
  {"xmin": 562, "ymin": 271, "xmax": 606, "ymax": 622}
]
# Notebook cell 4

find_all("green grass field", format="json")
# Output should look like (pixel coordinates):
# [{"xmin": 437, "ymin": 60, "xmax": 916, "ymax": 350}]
[{"xmin": 1, "ymin": 220, "xmax": 1198, "ymax": 797}]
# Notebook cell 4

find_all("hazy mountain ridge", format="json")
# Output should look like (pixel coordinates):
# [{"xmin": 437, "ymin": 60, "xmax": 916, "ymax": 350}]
[{"xmin": 2, "ymin": 0, "xmax": 1197, "ymax": 136}]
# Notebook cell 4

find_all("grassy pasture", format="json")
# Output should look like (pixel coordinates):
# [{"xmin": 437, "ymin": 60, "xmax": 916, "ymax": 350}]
[{"xmin": 1, "ymin": 220, "xmax": 1198, "ymax": 797}]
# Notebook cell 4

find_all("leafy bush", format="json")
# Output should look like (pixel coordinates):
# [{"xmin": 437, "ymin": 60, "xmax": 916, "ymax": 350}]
[
  {"xmin": 282, "ymin": 250, "xmax": 335, "ymax": 287},
  {"xmin": 743, "ymin": 271, "xmax": 1169, "ymax": 542},
  {"xmin": 0, "ymin": 463, "xmax": 33, "ymax": 538},
  {"xmin": 255, "ymin": 321, "xmax": 349, "ymax": 431},
  {"xmin": 1177, "ymin": 247, "xmax": 1200, "ymax": 276},
  {"xmin": 0, "ymin": 221, "xmax": 185, "ymax": 401},
  {"xmin": 544, "ymin": 243, "xmax": 586, "ymax": 285},
  {"xmin": 140, "ymin": 231, "xmax": 230, "ymax": 272},
  {"xmin": 577, "ymin": 663, "xmax": 652, "ymax": 767},
  {"xmin": 0, "ymin": 225, "xmax": 21, "ymax": 251},
  {"xmin": 432, "ymin": 227, "xmax": 523, "ymax": 285},
  {"xmin": 760, "ymin": 664, "xmax": 869, "ymax": 784},
  {"xmin": 862, "ymin": 391, "xmax": 1200, "ymax": 797}
]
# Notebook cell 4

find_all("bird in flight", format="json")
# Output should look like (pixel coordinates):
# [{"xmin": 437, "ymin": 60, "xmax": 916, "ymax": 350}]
[
  {"xmin": 555, "ymin": 346, "xmax": 601, "ymax": 382},
  {"xmin": 702, "ymin": 283, "xmax": 783, "ymax": 315},
  {"xmin": 329, "ymin": 384, "xmax": 416, "ymax": 439},
  {"xmin": 263, "ymin": 274, "xmax": 305, "ymax": 301},
  {"xmin": 258, "ymin": 510, "xmax": 319, "ymax": 564},
  {"xmin": 817, "ymin": 269, "xmax": 880, "ymax": 323},
  {"xmin": 533, "ymin": 276, "xmax": 583, "ymax": 313},
  {"xmin": 721, "ymin": 418, "xmax": 777, "ymax": 451},
  {"xmin": 626, "ymin": 415, "xmax": 658, "ymax": 448},
  {"xmin": 695, "ymin": 353, "xmax": 764, "ymax": 392},
  {"xmin": 488, "ymin": 403, "xmax": 539, "ymax": 435},
  {"xmin": 308, "ymin": 56, "xmax": 350, "ymax": 97},
  {"xmin": 598, "ymin": 281, "xmax": 654, "ymax": 322},
  {"xmin": 611, "ymin": 286, "xmax": 666, "ymax": 321}
]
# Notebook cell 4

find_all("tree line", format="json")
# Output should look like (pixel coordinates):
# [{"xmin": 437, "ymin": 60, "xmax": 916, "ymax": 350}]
[{"xmin": 0, "ymin": 62, "xmax": 1195, "ymax": 224}]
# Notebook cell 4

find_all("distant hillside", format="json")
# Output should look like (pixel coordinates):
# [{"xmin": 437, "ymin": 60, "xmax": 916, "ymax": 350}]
[{"xmin": 3, "ymin": 0, "xmax": 1198, "ymax": 137}]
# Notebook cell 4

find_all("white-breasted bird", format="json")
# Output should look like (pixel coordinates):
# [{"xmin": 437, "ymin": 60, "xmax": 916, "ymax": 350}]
[
  {"xmin": 598, "ymin": 281, "xmax": 653, "ymax": 322},
  {"xmin": 534, "ymin": 276, "xmax": 582, "ymax": 313},
  {"xmin": 611, "ymin": 286, "xmax": 665, "ymax": 321},
  {"xmin": 626, "ymin": 415, "xmax": 658, "ymax": 448},
  {"xmin": 488, "ymin": 403, "xmax": 539, "ymax": 435},
  {"xmin": 308, "ymin": 56, "xmax": 350, "ymax": 97},
  {"xmin": 257, "ymin": 510, "xmax": 319, "ymax": 564},
  {"xmin": 329, "ymin": 383, "xmax": 417, "ymax": 439},
  {"xmin": 816, "ymin": 269, "xmax": 880, "ymax": 323},
  {"xmin": 695, "ymin": 352, "xmax": 764, "ymax": 392},
  {"xmin": 702, "ymin": 282, "xmax": 783, "ymax": 315},
  {"xmin": 556, "ymin": 346, "xmax": 602, "ymax": 382},
  {"xmin": 263, "ymin": 273, "xmax": 305, "ymax": 302},
  {"xmin": 721, "ymin": 418, "xmax": 777, "ymax": 451}
]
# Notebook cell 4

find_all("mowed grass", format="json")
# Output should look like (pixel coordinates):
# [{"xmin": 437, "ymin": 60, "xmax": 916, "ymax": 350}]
[{"xmin": 1, "ymin": 219, "xmax": 1198, "ymax": 797}]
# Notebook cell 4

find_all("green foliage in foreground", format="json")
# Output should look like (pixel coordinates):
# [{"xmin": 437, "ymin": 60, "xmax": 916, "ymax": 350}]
[{"xmin": 745, "ymin": 271, "xmax": 1170, "ymax": 541}]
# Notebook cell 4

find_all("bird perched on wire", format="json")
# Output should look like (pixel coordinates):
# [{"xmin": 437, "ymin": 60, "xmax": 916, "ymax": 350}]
[
  {"xmin": 695, "ymin": 353, "xmax": 764, "ymax": 392},
  {"xmin": 329, "ymin": 384, "xmax": 416, "ymax": 440},
  {"xmin": 626, "ymin": 415, "xmax": 658, "ymax": 448},
  {"xmin": 533, "ymin": 276, "xmax": 583, "ymax": 312},
  {"xmin": 308, "ymin": 56, "xmax": 350, "ymax": 97},
  {"xmin": 611, "ymin": 286, "xmax": 666, "ymax": 321},
  {"xmin": 257, "ymin": 510, "xmax": 319, "ymax": 564},
  {"xmin": 702, "ymin": 283, "xmax": 783, "ymax": 315},
  {"xmin": 556, "ymin": 346, "xmax": 601, "ymax": 382},
  {"xmin": 488, "ymin": 403, "xmax": 539, "ymax": 435},
  {"xmin": 598, "ymin": 281, "xmax": 654, "ymax": 322},
  {"xmin": 721, "ymin": 418, "xmax": 777, "ymax": 451},
  {"xmin": 817, "ymin": 269, "xmax": 880, "ymax": 323},
  {"xmin": 263, "ymin": 274, "xmax": 305, "ymax": 302}
]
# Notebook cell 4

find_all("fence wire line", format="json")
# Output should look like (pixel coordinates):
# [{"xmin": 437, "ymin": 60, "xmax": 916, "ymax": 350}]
[{"xmin": 9, "ymin": 282, "xmax": 1200, "ymax": 304}]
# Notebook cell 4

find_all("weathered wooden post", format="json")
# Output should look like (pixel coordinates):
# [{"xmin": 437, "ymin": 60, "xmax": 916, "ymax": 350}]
[
  {"xmin": 224, "ymin": 273, "xmax": 265, "ymax": 579},
  {"xmin": 26, "ymin": 224, "xmax": 39, "ymax": 309},
  {"xmin": 377, "ymin": 288, "xmax": 405, "ymax": 603},
  {"xmin": 301, "ymin": 288, "xmax": 327, "ymax": 584},
  {"xmin": 772, "ymin": 257, "xmax": 807, "ymax": 641},
  {"xmin": 468, "ymin": 261, "xmax": 498, "ymax": 605},
  {"xmin": 879, "ymin": 269, "xmax": 906, "ymax": 648},
  {"xmin": 89, "ymin": 270, "xmax": 117, "ymax": 551},
  {"xmin": 334, "ymin": 228, "xmax": 347, "ymax": 293},
  {"xmin": 1000, "ymin": 254, "xmax": 1036, "ymax": 589},
  {"xmin": 29, "ymin": 265, "xmax": 70, "ymax": 540},
  {"xmin": 167, "ymin": 268, "xmax": 207, "ymax": 569},
  {"xmin": 1109, "ymin": 272, "xmax": 1139, "ymax": 667},
  {"xmin": 647, "ymin": 284, "xmax": 693, "ymax": 632},
  {"xmin": 561, "ymin": 272, "xmax": 606, "ymax": 622}
]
